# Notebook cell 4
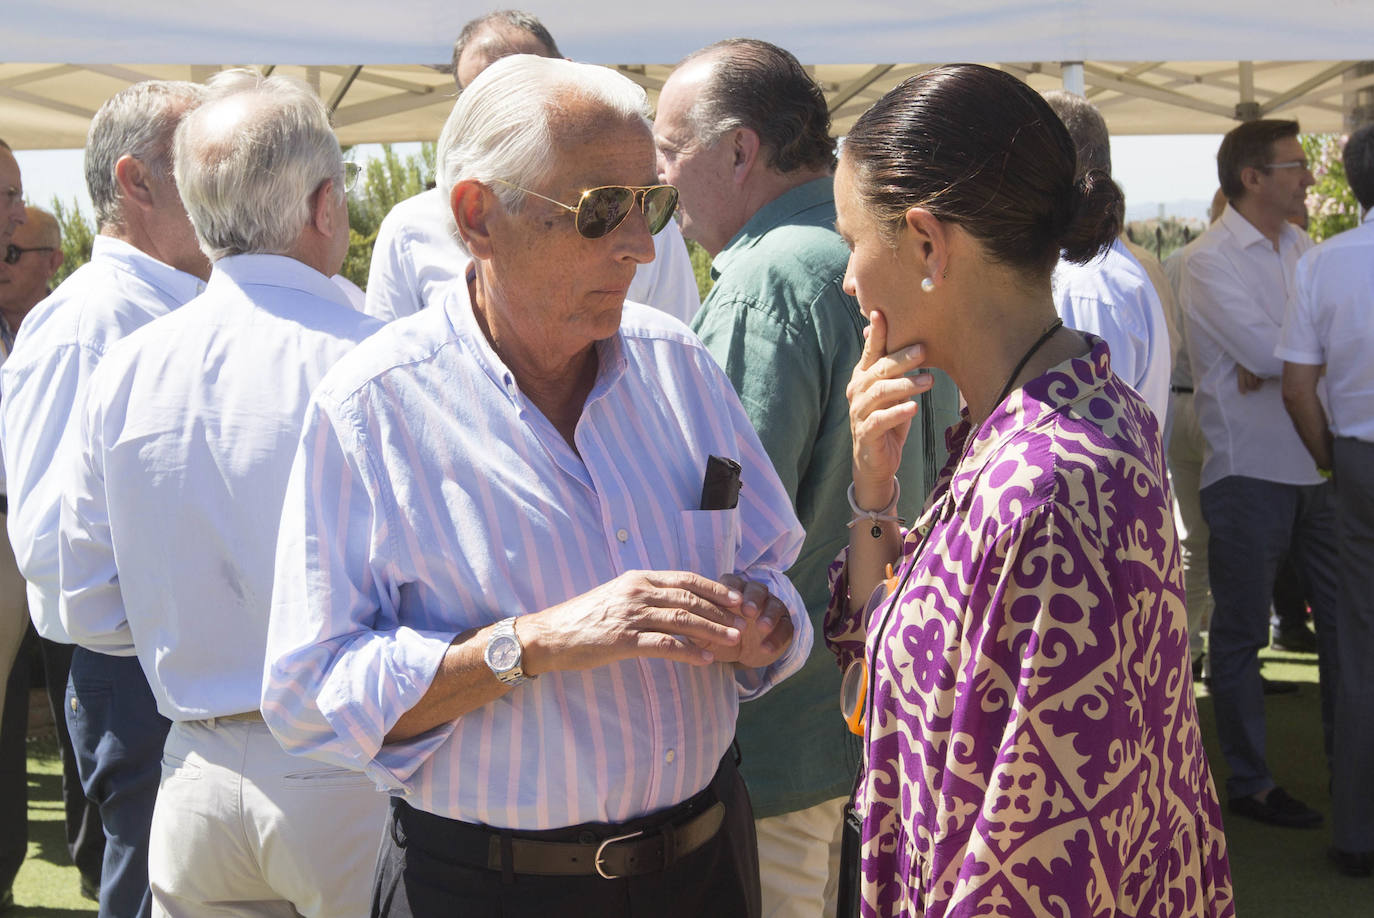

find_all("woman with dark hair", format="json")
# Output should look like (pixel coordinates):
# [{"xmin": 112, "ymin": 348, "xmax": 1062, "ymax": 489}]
[{"xmin": 826, "ymin": 64, "xmax": 1233, "ymax": 916}]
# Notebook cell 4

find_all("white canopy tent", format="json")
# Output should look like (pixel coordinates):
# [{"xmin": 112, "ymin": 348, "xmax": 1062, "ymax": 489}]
[{"xmin": 3, "ymin": 0, "xmax": 1373, "ymax": 149}]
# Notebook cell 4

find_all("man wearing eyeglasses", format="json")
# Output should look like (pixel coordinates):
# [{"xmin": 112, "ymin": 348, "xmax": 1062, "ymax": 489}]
[
  {"xmin": 0, "ymin": 206, "xmax": 107, "ymax": 913},
  {"xmin": 57, "ymin": 71, "xmax": 386, "ymax": 918},
  {"xmin": 1180, "ymin": 118, "xmax": 1338, "ymax": 831},
  {"xmin": 0, "ymin": 82, "xmax": 207, "ymax": 918},
  {"xmin": 654, "ymin": 40, "xmax": 960, "ymax": 918},
  {"xmin": 264, "ymin": 55, "xmax": 810, "ymax": 918},
  {"xmin": 364, "ymin": 9, "xmax": 701, "ymax": 326}
]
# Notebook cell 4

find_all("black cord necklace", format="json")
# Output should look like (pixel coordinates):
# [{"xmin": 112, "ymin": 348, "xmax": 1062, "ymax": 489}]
[
  {"xmin": 994, "ymin": 317, "xmax": 1064, "ymax": 408},
  {"xmin": 860, "ymin": 315, "xmax": 1066, "ymax": 731}
]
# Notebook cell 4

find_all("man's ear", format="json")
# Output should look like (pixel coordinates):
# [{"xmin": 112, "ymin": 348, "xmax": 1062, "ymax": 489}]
[
  {"xmin": 730, "ymin": 127, "xmax": 762, "ymax": 184},
  {"xmin": 902, "ymin": 207, "xmax": 951, "ymax": 286},
  {"xmin": 43, "ymin": 247, "xmax": 64, "ymax": 280},
  {"xmin": 310, "ymin": 178, "xmax": 342, "ymax": 238},
  {"xmin": 452, "ymin": 179, "xmax": 495, "ymax": 258},
  {"xmin": 113, "ymin": 154, "xmax": 156, "ymax": 215},
  {"xmin": 1239, "ymin": 165, "xmax": 1264, "ymax": 197}
]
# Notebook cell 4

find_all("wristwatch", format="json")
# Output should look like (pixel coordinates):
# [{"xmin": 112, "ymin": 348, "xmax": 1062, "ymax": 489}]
[{"xmin": 484, "ymin": 617, "xmax": 531, "ymax": 687}]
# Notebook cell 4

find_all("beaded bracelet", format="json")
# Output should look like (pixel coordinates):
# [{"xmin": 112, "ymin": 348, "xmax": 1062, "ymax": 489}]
[{"xmin": 846, "ymin": 479, "xmax": 903, "ymax": 539}]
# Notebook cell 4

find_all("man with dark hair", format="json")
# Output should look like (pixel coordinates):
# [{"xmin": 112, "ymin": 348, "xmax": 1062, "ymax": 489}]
[
  {"xmin": 450, "ymin": 8, "xmax": 561, "ymax": 87},
  {"xmin": 1181, "ymin": 118, "xmax": 1336, "ymax": 830},
  {"xmin": 655, "ymin": 39, "xmax": 959, "ymax": 917},
  {"xmin": 0, "ymin": 80, "xmax": 207, "ymax": 918},
  {"xmin": 1043, "ymin": 90, "xmax": 1171, "ymax": 424},
  {"xmin": 1277, "ymin": 123, "xmax": 1374, "ymax": 876},
  {"xmin": 366, "ymin": 10, "xmax": 700, "ymax": 326}
]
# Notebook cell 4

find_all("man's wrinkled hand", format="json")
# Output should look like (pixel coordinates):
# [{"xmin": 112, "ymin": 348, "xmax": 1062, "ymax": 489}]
[{"xmin": 713, "ymin": 574, "xmax": 795, "ymax": 669}]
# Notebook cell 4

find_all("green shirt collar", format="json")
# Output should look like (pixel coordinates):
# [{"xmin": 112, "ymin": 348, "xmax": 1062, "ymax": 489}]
[{"xmin": 710, "ymin": 176, "xmax": 837, "ymax": 281}]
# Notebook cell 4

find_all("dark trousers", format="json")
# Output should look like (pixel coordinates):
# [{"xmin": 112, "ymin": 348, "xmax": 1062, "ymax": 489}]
[
  {"xmin": 0, "ymin": 627, "xmax": 103, "ymax": 892},
  {"xmin": 1202, "ymin": 475, "xmax": 1340, "ymax": 799},
  {"xmin": 1331, "ymin": 438, "xmax": 1374, "ymax": 852},
  {"xmin": 373, "ymin": 753, "xmax": 761, "ymax": 918},
  {"xmin": 66, "ymin": 647, "xmax": 170, "ymax": 918}
]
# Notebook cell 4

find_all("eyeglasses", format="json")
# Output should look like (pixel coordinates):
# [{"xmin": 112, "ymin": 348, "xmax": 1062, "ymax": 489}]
[
  {"xmin": 342, "ymin": 162, "xmax": 362, "ymax": 193},
  {"xmin": 492, "ymin": 179, "xmax": 679, "ymax": 239},
  {"xmin": 1263, "ymin": 159, "xmax": 1311, "ymax": 173},
  {"xmin": 3, "ymin": 244, "xmax": 55, "ymax": 265}
]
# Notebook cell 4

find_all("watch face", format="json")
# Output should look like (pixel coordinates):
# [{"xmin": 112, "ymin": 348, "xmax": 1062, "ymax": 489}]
[{"xmin": 488, "ymin": 636, "xmax": 521, "ymax": 671}]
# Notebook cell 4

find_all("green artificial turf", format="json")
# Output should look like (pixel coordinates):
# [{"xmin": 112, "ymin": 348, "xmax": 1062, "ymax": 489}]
[
  {"xmin": 14, "ymin": 650, "xmax": 1372, "ymax": 915},
  {"xmin": 12, "ymin": 733, "xmax": 96, "ymax": 916}
]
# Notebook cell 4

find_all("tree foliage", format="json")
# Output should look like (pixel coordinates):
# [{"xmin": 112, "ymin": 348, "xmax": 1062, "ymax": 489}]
[
  {"xmin": 340, "ymin": 143, "xmax": 436, "ymax": 288},
  {"xmin": 48, "ymin": 197, "xmax": 96, "ymax": 285},
  {"xmin": 1124, "ymin": 217, "xmax": 1205, "ymax": 262},
  {"xmin": 1301, "ymin": 133, "xmax": 1361, "ymax": 243}
]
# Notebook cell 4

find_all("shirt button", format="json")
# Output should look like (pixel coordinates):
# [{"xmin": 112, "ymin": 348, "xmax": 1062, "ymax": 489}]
[
  {"xmin": 616, "ymin": 529, "xmax": 629, "ymax": 543},
  {"xmin": 70, "ymin": 696, "xmax": 78, "ymax": 713},
  {"xmin": 665, "ymin": 749, "xmax": 675, "ymax": 764}
]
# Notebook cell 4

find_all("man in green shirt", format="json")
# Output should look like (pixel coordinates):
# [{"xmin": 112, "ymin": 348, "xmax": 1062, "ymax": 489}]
[{"xmin": 656, "ymin": 39, "xmax": 960, "ymax": 917}]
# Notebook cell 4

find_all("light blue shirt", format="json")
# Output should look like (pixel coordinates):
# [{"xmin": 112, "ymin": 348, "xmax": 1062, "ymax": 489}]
[
  {"xmin": 58, "ymin": 254, "xmax": 380, "ymax": 720},
  {"xmin": 263, "ymin": 285, "xmax": 810, "ymax": 828},
  {"xmin": 0, "ymin": 235, "xmax": 205, "ymax": 643}
]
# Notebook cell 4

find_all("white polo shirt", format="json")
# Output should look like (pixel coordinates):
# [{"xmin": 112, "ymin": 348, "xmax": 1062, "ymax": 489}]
[
  {"xmin": 1182, "ymin": 203, "xmax": 1318, "ymax": 488},
  {"xmin": 1276, "ymin": 214, "xmax": 1374, "ymax": 443}
]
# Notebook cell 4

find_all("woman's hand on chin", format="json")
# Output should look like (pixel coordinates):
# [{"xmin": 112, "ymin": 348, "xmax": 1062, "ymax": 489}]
[{"xmin": 847, "ymin": 309, "xmax": 933, "ymax": 506}]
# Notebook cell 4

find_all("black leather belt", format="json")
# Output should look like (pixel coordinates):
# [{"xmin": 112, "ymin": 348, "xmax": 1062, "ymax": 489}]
[
  {"xmin": 484, "ymin": 801, "xmax": 724, "ymax": 878},
  {"xmin": 394, "ymin": 772, "xmax": 727, "ymax": 880},
  {"xmin": 1171, "ymin": 386, "xmax": 1194, "ymax": 394}
]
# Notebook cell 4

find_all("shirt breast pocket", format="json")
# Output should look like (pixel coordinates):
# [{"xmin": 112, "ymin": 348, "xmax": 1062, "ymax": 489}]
[{"xmin": 676, "ymin": 508, "xmax": 740, "ymax": 579}]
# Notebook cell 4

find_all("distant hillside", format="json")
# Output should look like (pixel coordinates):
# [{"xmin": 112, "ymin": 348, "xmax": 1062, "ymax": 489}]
[{"xmin": 1126, "ymin": 198, "xmax": 1210, "ymax": 223}]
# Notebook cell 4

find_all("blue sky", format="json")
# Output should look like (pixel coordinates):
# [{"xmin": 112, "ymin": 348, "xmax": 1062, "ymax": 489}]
[{"xmin": 15, "ymin": 134, "xmax": 1227, "ymax": 223}]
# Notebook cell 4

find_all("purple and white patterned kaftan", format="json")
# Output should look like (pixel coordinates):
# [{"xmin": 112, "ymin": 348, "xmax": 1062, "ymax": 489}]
[{"xmin": 826, "ymin": 338, "xmax": 1233, "ymax": 917}]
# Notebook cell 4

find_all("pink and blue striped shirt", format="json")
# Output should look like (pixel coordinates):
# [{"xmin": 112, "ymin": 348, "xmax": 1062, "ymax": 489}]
[{"xmin": 262, "ymin": 285, "xmax": 810, "ymax": 829}]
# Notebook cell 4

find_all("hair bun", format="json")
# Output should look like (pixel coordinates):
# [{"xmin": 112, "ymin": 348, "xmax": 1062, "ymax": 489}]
[{"xmin": 1059, "ymin": 169, "xmax": 1124, "ymax": 264}]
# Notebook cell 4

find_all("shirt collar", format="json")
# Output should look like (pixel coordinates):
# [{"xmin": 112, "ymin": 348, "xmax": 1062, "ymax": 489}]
[
  {"xmin": 91, "ymin": 234, "xmax": 206, "ymax": 304},
  {"xmin": 444, "ymin": 261, "xmax": 629, "ymax": 409},
  {"xmin": 206, "ymin": 253, "xmax": 353, "ymax": 309},
  {"xmin": 1218, "ymin": 201, "xmax": 1304, "ymax": 253},
  {"xmin": 944, "ymin": 335, "xmax": 1113, "ymax": 510},
  {"xmin": 710, "ymin": 176, "xmax": 836, "ymax": 280}
]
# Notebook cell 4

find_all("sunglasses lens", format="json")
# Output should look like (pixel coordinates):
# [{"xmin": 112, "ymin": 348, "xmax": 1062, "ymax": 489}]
[
  {"xmin": 3, "ymin": 245, "xmax": 18, "ymax": 265},
  {"xmin": 643, "ymin": 186, "xmax": 679, "ymax": 235},
  {"xmin": 576, "ymin": 187, "xmax": 636, "ymax": 239}
]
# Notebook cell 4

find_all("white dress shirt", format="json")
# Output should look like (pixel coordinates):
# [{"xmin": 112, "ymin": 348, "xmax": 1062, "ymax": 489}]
[
  {"xmin": 1181, "ymin": 203, "xmax": 1317, "ymax": 488},
  {"xmin": 263, "ymin": 286, "xmax": 810, "ymax": 830},
  {"xmin": 58, "ymin": 255, "xmax": 380, "ymax": 720},
  {"xmin": 1052, "ymin": 238, "xmax": 1172, "ymax": 424},
  {"xmin": 1276, "ymin": 214, "xmax": 1374, "ymax": 442},
  {"xmin": 0, "ymin": 235, "xmax": 205, "ymax": 643},
  {"xmin": 363, "ymin": 187, "xmax": 702, "ymax": 324}
]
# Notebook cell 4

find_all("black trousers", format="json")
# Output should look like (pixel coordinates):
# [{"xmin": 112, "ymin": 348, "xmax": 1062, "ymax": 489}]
[
  {"xmin": 372, "ymin": 753, "xmax": 760, "ymax": 918},
  {"xmin": 0, "ymin": 626, "xmax": 104, "ymax": 893}
]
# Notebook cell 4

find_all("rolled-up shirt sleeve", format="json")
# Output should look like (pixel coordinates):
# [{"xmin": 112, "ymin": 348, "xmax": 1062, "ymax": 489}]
[
  {"xmin": 262, "ymin": 393, "xmax": 457, "ymax": 790},
  {"xmin": 57, "ymin": 369, "xmax": 135, "ymax": 655}
]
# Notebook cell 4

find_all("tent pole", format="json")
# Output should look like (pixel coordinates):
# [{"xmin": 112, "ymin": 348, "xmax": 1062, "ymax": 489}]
[{"xmin": 1061, "ymin": 62, "xmax": 1085, "ymax": 96}]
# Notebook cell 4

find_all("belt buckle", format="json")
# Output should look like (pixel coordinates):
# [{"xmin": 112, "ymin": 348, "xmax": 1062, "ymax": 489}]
[{"xmin": 594, "ymin": 828, "xmax": 646, "ymax": 879}]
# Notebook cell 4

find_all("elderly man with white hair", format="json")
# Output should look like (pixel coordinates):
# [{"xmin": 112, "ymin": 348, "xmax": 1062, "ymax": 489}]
[
  {"xmin": 263, "ymin": 54, "xmax": 811, "ymax": 918},
  {"xmin": 58, "ymin": 71, "xmax": 384, "ymax": 916},
  {"xmin": 1, "ymin": 81, "xmax": 208, "ymax": 918}
]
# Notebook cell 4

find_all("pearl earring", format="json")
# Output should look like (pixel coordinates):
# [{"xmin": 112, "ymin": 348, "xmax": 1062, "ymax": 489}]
[{"xmin": 920, "ymin": 276, "xmax": 935, "ymax": 293}]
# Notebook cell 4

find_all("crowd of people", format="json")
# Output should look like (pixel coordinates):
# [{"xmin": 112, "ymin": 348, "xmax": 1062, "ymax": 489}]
[{"xmin": 0, "ymin": 7, "xmax": 1369, "ymax": 918}]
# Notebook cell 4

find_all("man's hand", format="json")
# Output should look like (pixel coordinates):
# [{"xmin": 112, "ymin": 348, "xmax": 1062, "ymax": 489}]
[
  {"xmin": 519, "ymin": 570, "xmax": 744, "ymax": 675},
  {"xmin": 1236, "ymin": 365, "xmax": 1264, "ymax": 394},
  {"xmin": 711, "ymin": 574, "xmax": 794, "ymax": 669}
]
